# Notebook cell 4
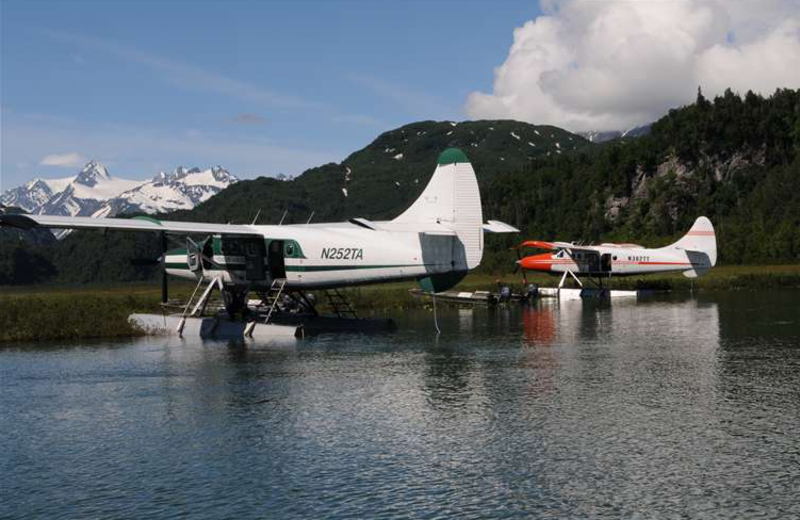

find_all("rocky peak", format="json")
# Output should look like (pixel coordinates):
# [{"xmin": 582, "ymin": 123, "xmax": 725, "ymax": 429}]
[
  {"xmin": 209, "ymin": 166, "xmax": 234, "ymax": 182},
  {"xmin": 151, "ymin": 165, "xmax": 234, "ymax": 186},
  {"xmin": 74, "ymin": 160, "xmax": 110, "ymax": 187}
]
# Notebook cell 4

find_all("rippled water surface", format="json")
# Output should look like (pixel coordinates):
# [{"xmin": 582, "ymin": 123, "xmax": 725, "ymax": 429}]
[{"xmin": 2, "ymin": 291, "xmax": 800, "ymax": 519}]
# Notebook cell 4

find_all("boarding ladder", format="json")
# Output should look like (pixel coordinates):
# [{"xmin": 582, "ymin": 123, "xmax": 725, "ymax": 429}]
[
  {"xmin": 176, "ymin": 275, "xmax": 224, "ymax": 337},
  {"xmin": 243, "ymin": 278, "xmax": 287, "ymax": 337},
  {"xmin": 263, "ymin": 278, "xmax": 287, "ymax": 324},
  {"xmin": 324, "ymin": 288, "xmax": 358, "ymax": 319}
]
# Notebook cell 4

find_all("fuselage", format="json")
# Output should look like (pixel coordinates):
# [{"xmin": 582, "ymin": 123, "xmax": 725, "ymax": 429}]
[
  {"xmin": 165, "ymin": 221, "xmax": 465, "ymax": 290},
  {"xmin": 519, "ymin": 244, "xmax": 700, "ymax": 277}
]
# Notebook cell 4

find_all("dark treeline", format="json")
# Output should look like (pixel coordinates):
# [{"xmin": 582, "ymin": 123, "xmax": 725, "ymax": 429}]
[{"xmin": 2, "ymin": 88, "xmax": 799, "ymax": 284}]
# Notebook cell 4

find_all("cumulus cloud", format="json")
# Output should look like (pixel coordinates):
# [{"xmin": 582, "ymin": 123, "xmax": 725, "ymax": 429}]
[
  {"xmin": 466, "ymin": 0, "xmax": 800, "ymax": 132},
  {"xmin": 39, "ymin": 152, "xmax": 85, "ymax": 167}
]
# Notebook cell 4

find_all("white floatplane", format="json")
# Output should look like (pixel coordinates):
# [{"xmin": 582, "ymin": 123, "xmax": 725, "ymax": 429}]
[
  {"xmin": 515, "ymin": 217, "xmax": 717, "ymax": 299},
  {"xmin": 1, "ymin": 148, "xmax": 518, "ymax": 337}
]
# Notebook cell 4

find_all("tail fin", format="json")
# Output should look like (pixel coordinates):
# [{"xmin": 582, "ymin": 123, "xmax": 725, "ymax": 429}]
[
  {"xmin": 670, "ymin": 216, "xmax": 717, "ymax": 278},
  {"xmin": 393, "ymin": 148, "xmax": 483, "ymax": 270}
]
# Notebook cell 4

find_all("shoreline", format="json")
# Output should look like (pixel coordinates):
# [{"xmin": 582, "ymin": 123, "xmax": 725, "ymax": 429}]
[{"xmin": 2, "ymin": 265, "xmax": 800, "ymax": 343}]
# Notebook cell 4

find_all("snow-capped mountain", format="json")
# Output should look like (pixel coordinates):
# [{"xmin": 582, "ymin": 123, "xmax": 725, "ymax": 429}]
[
  {"xmin": 92, "ymin": 166, "xmax": 237, "ymax": 218},
  {"xmin": 0, "ymin": 177, "xmax": 72, "ymax": 213},
  {"xmin": 1, "ymin": 160, "xmax": 239, "ymax": 237},
  {"xmin": 37, "ymin": 161, "xmax": 140, "ymax": 218}
]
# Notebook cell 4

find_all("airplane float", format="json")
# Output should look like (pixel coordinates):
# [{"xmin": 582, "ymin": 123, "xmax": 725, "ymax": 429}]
[
  {"xmin": 515, "ymin": 216, "xmax": 717, "ymax": 293},
  {"xmin": 0, "ymin": 148, "xmax": 518, "ymax": 336}
]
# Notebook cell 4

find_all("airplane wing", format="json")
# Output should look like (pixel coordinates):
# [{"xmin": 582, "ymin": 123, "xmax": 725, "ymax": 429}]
[
  {"xmin": 517, "ymin": 240, "xmax": 603, "ymax": 253},
  {"xmin": 0, "ymin": 213, "xmax": 261, "ymax": 236},
  {"xmin": 516, "ymin": 240, "xmax": 574, "ymax": 250}
]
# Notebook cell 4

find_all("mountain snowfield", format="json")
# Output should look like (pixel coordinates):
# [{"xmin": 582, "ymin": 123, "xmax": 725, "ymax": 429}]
[
  {"xmin": 90, "ymin": 165, "xmax": 237, "ymax": 218},
  {"xmin": 1, "ymin": 161, "xmax": 239, "ymax": 234}
]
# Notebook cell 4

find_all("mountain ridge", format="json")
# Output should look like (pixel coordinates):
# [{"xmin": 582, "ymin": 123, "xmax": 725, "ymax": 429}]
[
  {"xmin": 164, "ymin": 119, "xmax": 593, "ymax": 227},
  {"xmin": 1, "ymin": 161, "xmax": 239, "ymax": 228}
]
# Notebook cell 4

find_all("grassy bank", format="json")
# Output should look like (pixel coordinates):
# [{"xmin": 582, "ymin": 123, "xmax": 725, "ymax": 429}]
[
  {"xmin": 2, "ymin": 265, "xmax": 800, "ymax": 343},
  {"xmin": 0, "ymin": 283, "xmax": 171, "ymax": 343}
]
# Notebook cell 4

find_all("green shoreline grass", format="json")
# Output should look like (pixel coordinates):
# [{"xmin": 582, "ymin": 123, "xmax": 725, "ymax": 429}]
[{"xmin": 2, "ymin": 265, "xmax": 800, "ymax": 343}]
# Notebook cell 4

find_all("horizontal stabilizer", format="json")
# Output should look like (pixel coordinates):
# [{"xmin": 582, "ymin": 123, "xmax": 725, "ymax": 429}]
[
  {"xmin": 483, "ymin": 220, "xmax": 520, "ymax": 233},
  {"xmin": 682, "ymin": 249, "xmax": 714, "ymax": 278}
]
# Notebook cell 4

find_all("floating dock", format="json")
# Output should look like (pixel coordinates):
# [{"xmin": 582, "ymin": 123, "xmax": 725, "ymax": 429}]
[
  {"xmin": 409, "ymin": 288, "xmax": 502, "ymax": 305},
  {"xmin": 410, "ymin": 286, "xmax": 641, "ymax": 304}
]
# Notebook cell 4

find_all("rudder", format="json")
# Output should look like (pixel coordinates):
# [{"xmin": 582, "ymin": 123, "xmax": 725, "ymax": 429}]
[
  {"xmin": 393, "ymin": 148, "xmax": 483, "ymax": 270},
  {"xmin": 671, "ymin": 216, "xmax": 717, "ymax": 278}
]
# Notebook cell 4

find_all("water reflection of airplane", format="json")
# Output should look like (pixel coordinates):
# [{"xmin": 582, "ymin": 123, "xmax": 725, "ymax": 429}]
[
  {"xmin": 523, "ymin": 296, "xmax": 719, "ymax": 353},
  {"xmin": 515, "ymin": 217, "xmax": 717, "ymax": 288},
  {"xmin": 523, "ymin": 298, "xmax": 613, "ymax": 345},
  {"xmin": 522, "ymin": 305, "xmax": 557, "ymax": 345},
  {"xmin": 520, "ymin": 296, "xmax": 720, "ymax": 400}
]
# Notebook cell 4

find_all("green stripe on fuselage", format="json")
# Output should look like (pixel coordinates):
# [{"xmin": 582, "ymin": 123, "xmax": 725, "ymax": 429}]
[
  {"xmin": 164, "ymin": 261, "xmax": 434, "ymax": 272},
  {"xmin": 285, "ymin": 264, "xmax": 430, "ymax": 272}
]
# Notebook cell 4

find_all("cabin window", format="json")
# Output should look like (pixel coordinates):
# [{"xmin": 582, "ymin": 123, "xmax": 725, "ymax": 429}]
[
  {"xmin": 613, "ymin": 256, "xmax": 617, "ymax": 261},
  {"xmin": 285, "ymin": 243, "xmax": 295, "ymax": 256}
]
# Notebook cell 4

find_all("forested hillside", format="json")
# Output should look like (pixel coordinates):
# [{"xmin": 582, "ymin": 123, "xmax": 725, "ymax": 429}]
[
  {"xmin": 480, "ymin": 88, "xmax": 800, "ymax": 269},
  {"xmin": 2, "ymin": 88, "xmax": 799, "ymax": 284},
  {"xmin": 167, "ymin": 119, "xmax": 588, "ymax": 225}
]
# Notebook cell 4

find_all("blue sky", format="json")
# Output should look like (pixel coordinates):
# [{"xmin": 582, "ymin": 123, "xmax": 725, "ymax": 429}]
[{"xmin": 0, "ymin": 0, "xmax": 541, "ymax": 187}]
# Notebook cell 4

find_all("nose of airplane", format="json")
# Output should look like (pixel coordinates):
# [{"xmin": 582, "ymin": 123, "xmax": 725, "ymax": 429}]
[{"xmin": 519, "ymin": 253, "xmax": 553, "ymax": 272}]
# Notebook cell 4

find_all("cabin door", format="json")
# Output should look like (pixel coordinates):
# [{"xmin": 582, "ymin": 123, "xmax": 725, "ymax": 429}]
[
  {"xmin": 268, "ymin": 240, "xmax": 287, "ymax": 280},
  {"xmin": 243, "ymin": 239, "xmax": 267, "ymax": 281},
  {"xmin": 582, "ymin": 251, "xmax": 600, "ymax": 273},
  {"xmin": 601, "ymin": 253, "xmax": 612, "ymax": 273}
]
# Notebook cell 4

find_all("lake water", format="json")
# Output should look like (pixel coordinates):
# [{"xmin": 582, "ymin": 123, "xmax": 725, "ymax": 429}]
[{"xmin": 2, "ymin": 291, "xmax": 800, "ymax": 519}]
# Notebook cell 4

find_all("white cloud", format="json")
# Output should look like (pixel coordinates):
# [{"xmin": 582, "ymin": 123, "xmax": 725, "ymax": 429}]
[
  {"xmin": 39, "ymin": 152, "xmax": 85, "ymax": 167},
  {"xmin": 466, "ymin": 0, "xmax": 800, "ymax": 132}
]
